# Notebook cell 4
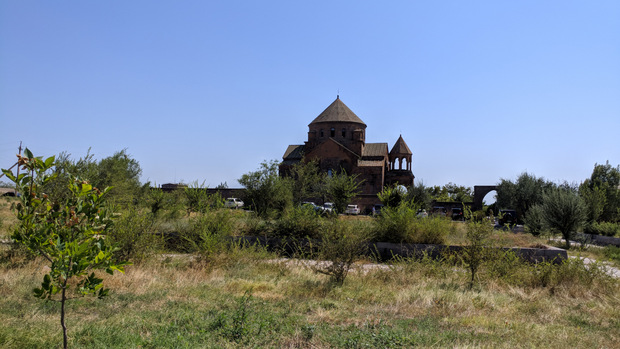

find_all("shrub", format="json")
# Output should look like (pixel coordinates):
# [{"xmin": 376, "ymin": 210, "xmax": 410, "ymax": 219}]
[
  {"xmin": 272, "ymin": 205, "xmax": 323, "ymax": 239},
  {"xmin": 312, "ymin": 219, "xmax": 373, "ymax": 285},
  {"xmin": 378, "ymin": 183, "xmax": 407, "ymax": 208},
  {"xmin": 583, "ymin": 221, "xmax": 620, "ymax": 237},
  {"xmin": 461, "ymin": 221, "xmax": 493, "ymax": 288},
  {"xmin": 238, "ymin": 213, "xmax": 272, "ymax": 237},
  {"xmin": 107, "ymin": 208, "xmax": 164, "ymax": 262},
  {"xmin": 602, "ymin": 245, "xmax": 620, "ymax": 263},
  {"xmin": 184, "ymin": 182, "xmax": 224, "ymax": 215},
  {"xmin": 181, "ymin": 209, "xmax": 236, "ymax": 259},
  {"xmin": 374, "ymin": 203, "xmax": 417, "ymax": 243},
  {"xmin": 374, "ymin": 203, "xmax": 450, "ymax": 244},
  {"xmin": 410, "ymin": 217, "xmax": 452, "ymax": 244},
  {"xmin": 524, "ymin": 204, "xmax": 545, "ymax": 236},
  {"xmin": 541, "ymin": 188, "xmax": 587, "ymax": 249},
  {"xmin": 2, "ymin": 149, "xmax": 127, "ymax": 349}
]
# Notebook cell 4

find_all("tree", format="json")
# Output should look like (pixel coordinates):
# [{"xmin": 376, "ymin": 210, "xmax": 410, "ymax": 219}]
[
  {"xmin": 2, "ymin": 149, "xmax": 127, "ymax": 349},
  {"xmin": 496, "ymin": 172, "xmax": 553, "ymax": 222},
  {"xmin": 426, "ymin": 182, "xmax": 473, "ymax": 202},
  {"xmin": 43, "ymin": 149, "xmax": 144, "ymax": 207},
  {"xmin": 239, "ymin": 160, "xmax": 292, "ymax": 218},
  {"xmin": 581, "ymin": 161, "xmax": 620, "ymax": 222},
  {"xmin": 579, "ymin": 184, "xmax": 606, "ymax": 223},
  {"xmin": 406, "ymin": 181, "xmax": 431, "ymax": 210},
  {"xmin": 462, "ymin": 221, "xmax": 493, "ymax": 289},
  {"xmin": 541, "ymin": 188, "xmax": 587, "ymax": 249},
  {"xmin": 523, "ymin": 204, "xmax": 545, "ymax": 236},
  {"xmin": 95, "ymin": 149, "xmax": 144, "ymax": 206},
  {"xmin": 325, "ymin": 169, "xmax": 363, "ymax": 213},
  {"xmin": 311, "ymin": 220, "xmax": 371, "ymax": 285},
  {"xmin": 288, "ymin": 158, "xmax": 324, "ymax": 205},
  {"xmin": 378, "ymin": 183, "xmax": 407, "ymax": 208}
]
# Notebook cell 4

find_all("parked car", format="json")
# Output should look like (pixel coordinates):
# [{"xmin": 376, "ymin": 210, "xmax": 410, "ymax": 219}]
[
  {"xmin": 224, "ymin": 197, "xmax": 244, "ymax": 209},
  {"xmin": 498, "ymin": 209, "xmax": 517, "ymax": 226},
  {"xmin": 417, "ymin": 209, "xmax": 428, "ymax": 218},
  {"xmin": 431, "ymin": 206, "xmax": 447, "ymax": 217},
  {"xmin": 372, "ymin": 204, "xmax": 384, "ymax": 216},
  {"xmin": 451, "ymin": 208, "xmax": 464, "ymax": 221},
  {"xmin": 302, "ymin": 201, "xmax": 323, "ymax": 213},
  {"xmin": 345, "ymin": 204, "xmax": 360, "ymax": 215},
  {"xmin": 323, "ymin": 202, "xmax": 335, "ymax": 214}
]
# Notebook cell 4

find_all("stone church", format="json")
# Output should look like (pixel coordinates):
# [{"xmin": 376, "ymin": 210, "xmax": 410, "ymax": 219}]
[{"xmin": 280, "ymin": 96, "xmax": 414, "ymax": 212}]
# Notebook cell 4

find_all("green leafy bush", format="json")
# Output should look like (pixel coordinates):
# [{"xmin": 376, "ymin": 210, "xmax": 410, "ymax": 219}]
[
  {"xmin": 272, "ymin": 205, "xmax": 323, "ymax": 239},
  {"xmin": 461, "ymin": 222, "xmax": 493, "ymax": 288},
  {"xmin": 311, "ymin": 219, "xmax": 373, "ymax": 285},
  {"xmin": 602, "ymin": 245, "xmax": 620, "ymax": 263},
  {"xmin": 181, "ymin": 209, "xmax": 236, "ymax": 259},
  {"xmin": 583, "ymin": 221, "xmax": 620, "ymax": 237},
  {"xmin": 374, "ymin": 203, "xmax": 450, "ymax": 244},
  {"xmin": 2, "ymin": 149, "xmax": 128, "ymax": 349},
  {"xmin": 524, "ymin": 204, "xmax": 545, "ymax": 236},
  {"xmin": 107, "ymin": 208, "xmax": 164, "ymax": 262}
]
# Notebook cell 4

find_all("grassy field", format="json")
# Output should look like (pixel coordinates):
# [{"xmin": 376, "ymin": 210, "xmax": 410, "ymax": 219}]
[
  {"xmin": 1, "ymin": 196, "xmax": 619, "ymax": 348},
  {"xmin": 1, "ymin": 246, "xmax": 618, "ymax": 348}
]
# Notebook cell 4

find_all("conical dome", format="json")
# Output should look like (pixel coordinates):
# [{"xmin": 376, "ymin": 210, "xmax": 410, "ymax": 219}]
[
  {"xmin": 309, "ymin": 96, "xmax": 366, "ymax": 126},
  {"xmin": 389, "ymin": 135, "xmax": 412, "ymax": 156}
]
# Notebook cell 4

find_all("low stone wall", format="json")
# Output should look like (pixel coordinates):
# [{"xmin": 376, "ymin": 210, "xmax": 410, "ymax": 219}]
[
  {"xmin": 574, "ymin": 233, "xmax": 620, "ymax": 247},
  {"xmin": 372, "ymin": 242, "xmax": 566, "ymax": 264},
  {"xmin": 232, "ymin": 236, "xmax": 567, "ymax": 264}
]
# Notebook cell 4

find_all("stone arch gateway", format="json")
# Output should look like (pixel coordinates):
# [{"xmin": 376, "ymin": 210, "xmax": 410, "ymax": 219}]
[{"xmin": 473, "ymin": 185, "xmax": 497, "ymax": 211}]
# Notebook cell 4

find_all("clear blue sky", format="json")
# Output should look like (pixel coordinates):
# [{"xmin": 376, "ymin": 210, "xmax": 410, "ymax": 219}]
[{"xmin": 2, "ymin": 1, "xmax": 619, "ymax": 193}]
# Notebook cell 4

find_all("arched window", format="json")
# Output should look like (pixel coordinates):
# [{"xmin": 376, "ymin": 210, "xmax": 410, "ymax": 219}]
[
  {"xmin": 320, "ymin": 129, "xmax": 324, "ymax": 137},
  {"xmin": 341, "ymin": 128, "xmax": 346, "ymax": 137},
  {"xmin": 330, "ymin": 128, "xmax": 335, "ymax": 137}
]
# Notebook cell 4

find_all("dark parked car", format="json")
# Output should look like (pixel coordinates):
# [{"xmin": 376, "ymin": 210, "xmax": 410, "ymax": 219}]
[
  {"xmin": 431, "ymin": 206, "xmax": 447, "ymax": 217},
  {"xmin": 451, "ymin": 208, "xmax": 464, "ymax": 221},
  {"xmin": 372, "ymin": 204, "xmax": 384, "ymax": 216},
  {"xmin": 498, "ymin": 209, "xmax": 517, "ymax": 226}
]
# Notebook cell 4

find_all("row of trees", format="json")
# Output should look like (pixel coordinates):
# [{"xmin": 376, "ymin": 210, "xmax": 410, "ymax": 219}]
[
  {"xmin": 238, "ymin": 159, "xmax": 362, "ymax": 217},
  {"xmin": 496, "ymin": 162, "xmax": 620, "ymax": 244}
]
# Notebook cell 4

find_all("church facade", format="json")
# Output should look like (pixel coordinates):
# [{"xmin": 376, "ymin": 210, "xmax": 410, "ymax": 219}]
[{"xmin": 280, "ymin": 96, "xmax": 414, "ymax": 212}]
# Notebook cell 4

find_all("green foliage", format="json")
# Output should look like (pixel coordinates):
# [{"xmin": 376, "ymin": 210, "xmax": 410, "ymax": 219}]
[
  {"xmin": 496, "ymin": 172, "xmax": 553, "ymax": 222},
  {"xmin": 107, "ymin": 208, "xmax": 164, "ymax": 262},
  {"xmin": 2, "ymin": 149, "xmax": 127, "ymax": 349},
  {"xmin": 325, "ymin": 169, "xmax": 363, "ymax": 213},
  {"xmin": 311, "ymin": 219, "xmax": 372, "ymax": 285},
  {"xmin": 583, "ymin": 221, "xmax": 620, "ymax": 237},
  {"xmin": 288, "ymin": 158, "xmax": 324, "ymax": 205},
  {"xmin": 239, "ymin": 160, "xmax": 292, "ymax": 218},
  {"xmin": 272, "ymin": 204, "xmax": 323, "ymax": 239},
  {"xmin": 93, "ymin": 149, "xmax": 144, "ymax": 206},
  {"xmin": 181, "ymin": 209, "xmax": 236, "ymax": 259},
  {"xmin": 462, "ymin": 222, "xmax": 493, "ymax": 288},
  {"xmin": 44, "ymin": 149, "xmax": 145, "ymax": 208},
  {"xmin": 147, "ymin": 188, "xmax": 167, "ymax": 217},
  {"xmin": 579, "ymin": 184, "xmax": 606, "ymax": 223},
  {"xmin": 406, "ymin": 181, "xmax": 431, "ymax": 210},
  {"xmin": 581, "ymin": 161, "xmax": 620, "ymax": 222},
  {"xmin": 523, "ymin": 204, "xmax": 545, "ymax": 236},
  {"xmin": 426, "ymin": 182, "xmax": 473, "ymax": 202},
  {"xmin": 541, "ymin": 188, "xmax": 587, "ymax": 249},
  {"xmin": 374, "ymin": 202, "xmax": 451, "ymax": 244},
  {"xmin": 602, "ymin": 245, "xmax": 620, "ymax": 263},
  {"xmin": 378, "ymin": 183, "xmax": 407, "ymax": 208},
  {"xmin": 183, "ymin": 182, "xmax": 224, "ymax": 215}
]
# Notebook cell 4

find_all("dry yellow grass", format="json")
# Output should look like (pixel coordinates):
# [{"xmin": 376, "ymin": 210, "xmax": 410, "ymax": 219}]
[{"xmin": 1, "ymin": 252, "xmax": 619, "ymax": 348}]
